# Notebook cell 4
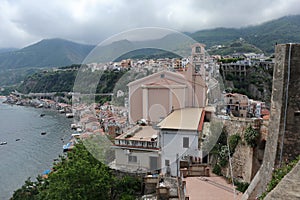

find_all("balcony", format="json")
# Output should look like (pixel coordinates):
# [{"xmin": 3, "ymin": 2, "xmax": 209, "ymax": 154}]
[{"xmin": 115, "ymin": 139, "xmax": 158, "ymax": 149}]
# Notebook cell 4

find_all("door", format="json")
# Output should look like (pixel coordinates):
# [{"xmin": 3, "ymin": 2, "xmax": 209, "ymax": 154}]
[{"xmin": 149, "ymin": 156, "xmax": 158, "ymax": 171}]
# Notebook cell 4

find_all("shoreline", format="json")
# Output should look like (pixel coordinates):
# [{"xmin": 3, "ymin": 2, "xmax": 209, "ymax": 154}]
[
  {"xmin": 0, "ymin": 101, "xmax": 73, "ymax": 200},
  {"xmin": 4, "ymin": 94, "xmax": 72, "ymax": 113}
]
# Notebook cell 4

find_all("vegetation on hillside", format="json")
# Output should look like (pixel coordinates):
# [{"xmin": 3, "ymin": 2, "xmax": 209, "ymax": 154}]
[
  {"xmin": 115, "ymin": 48, "xmax": 180, "ymax": 61},
  {"xmin": 208, "ymin": 39, "xmax": 263, "ymax": 55},
  {"xmin": 244, "ymin": 126, "xmax": 260, "ymax": 147},
  {"xmin": 1, "ymin": 15, "xmax": 300, "ymax": 72},
  {"xmin": 191, "ymin": 15, "xmax": 300, "ymax": 54},
  {"xmin": 0, "ymin": 38, "xmax": 94, "ymax": 69},
  {"xmin": 210, "ymin": 126, "xmax": 259, "ymax": 193},
  {"xmin": 18, "ymin": 65, "xmax": 124, "ymax": 91},
  {"xmin": 11, "ymin": 142, "xmax": 142, "ymax": 200},
  {"xmin": 18, "ymin": 69, "xmax": 77, "ymax": 93},
  {"xmin": 220, "ymin": 63, "xmax": 273, "ymax": 104},
  {"xmin": 259, "ymin": 155, "xmax": 300, "ymax": 199}
]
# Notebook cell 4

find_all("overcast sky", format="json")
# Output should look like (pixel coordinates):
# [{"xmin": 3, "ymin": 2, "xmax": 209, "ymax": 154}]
[{"xmin": 0, "ymin": 0, "xmax": 299, "ymax": 48}]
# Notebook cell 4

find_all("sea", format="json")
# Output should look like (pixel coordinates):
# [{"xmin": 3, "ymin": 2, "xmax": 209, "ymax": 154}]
[{"xmin": 0, "ymin": 97, "xmax": 73, "ymax": 200}]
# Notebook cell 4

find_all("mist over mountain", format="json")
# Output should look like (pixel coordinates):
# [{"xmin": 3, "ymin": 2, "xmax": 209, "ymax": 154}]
[
  {"xmin": 190, "ymin": 15, "xmax": 300, "ymax": 53},
  {"xmin": 0, "ymin": 38, "xmax": 94, "ymax": 69},
  {"xmin": 0, "ymin": 15, "xmax": 300, "ymax": 70},
  {"xmin": 0, "ymin": 48, "xmax": 19, "ymax": 54}
]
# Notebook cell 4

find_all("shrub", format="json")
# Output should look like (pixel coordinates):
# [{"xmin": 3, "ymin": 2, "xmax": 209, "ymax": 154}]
[
  {"xmin": 219, "ymin": 158, "xmax": 228, "ymax": 167},
  {"xmin": 244, "ymin": 126, "xmax": 259, "ymax": 147},
  {"xmin": 213, "ymin": 164, "xmax": 222, "ymax": 176},
  {"xmin": 229, "ymin": 134, "xmax": 241, "ymax": 155},
  {"xmin": 219, "ymin": 145, "xmax": 229, "ymax": 159},
  {"xmin": 234, "ymin": 181, "xmax": 250, "ymax": 193}
]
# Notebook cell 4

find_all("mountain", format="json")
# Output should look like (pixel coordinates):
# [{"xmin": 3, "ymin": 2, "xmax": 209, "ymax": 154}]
[
  {"xmin": 241, "ymin": 15, "xmax": 300, "ymax": 53},
  {"xmin": 85, "ymin": 35, "xmax": 190, "ymax": 63},
  {"xmin": 0, "ymin": 38, "xmax": 94, "ymax": 69},
  {"xmin": 0, "ymin": 48, "xmax": 18, "ymax": 54},
  {"xmin": 88, "ymin": 15, "xmax": 300, "ymax": 62},
  {"xmin": 207, "ymin": 39, "xmax": 264, "ymax": 55},
  {"xmin": 190, "ymin": 15, "xmax": 300, "ymax": 53},
  {"xmin": 1, "ymin": 15, "xmax": 300, "ymax": 70}
]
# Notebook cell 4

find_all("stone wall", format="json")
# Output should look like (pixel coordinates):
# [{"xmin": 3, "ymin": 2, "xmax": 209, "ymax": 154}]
[
  {"xmin": 246, "ymin": 43, "xmax": 300, "ymax": 199},
  {"xmin": 264, "ymin": 160, "xmax": 300, "ymax": 200},
  {"xmin": 221, "ymin": 119, "xmax": 266, "ymax": 183}
]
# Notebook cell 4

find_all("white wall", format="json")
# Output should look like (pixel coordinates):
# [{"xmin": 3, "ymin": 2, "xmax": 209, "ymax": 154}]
[
  {"xmin": 115, "ymin": 148, "xmax": 160, "ymax": 172},
  {"xmin": 159, "ymin": 130, "xmax": 200, "ymax": 176}
]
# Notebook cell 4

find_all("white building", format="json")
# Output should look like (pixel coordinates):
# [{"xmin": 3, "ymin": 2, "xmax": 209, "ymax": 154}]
[
  {"xmin": 113, "ymin": 125, "xmax": 160, "ymax": 173},
  {"xmin": 157, "ymin": 108, "xmax": 205, "ymax": 176}
]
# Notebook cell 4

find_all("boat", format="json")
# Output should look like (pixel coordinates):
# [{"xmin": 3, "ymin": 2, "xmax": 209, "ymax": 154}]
[
  {"xmin": 65, "ymin": 113, "xmax": 74, "ymax": 118},
  {"xmin": 71, "ymin": 124, "xmax": 77, "ymax": 129},
  {"xmin": 63, "ymin": 142, "xmax": 74, "ymax": 152},
  {"xmin": 0, "ymin": 141, "xmax": 7, "ymax": 145},
  {"xmin": 59, "ymin": 109, "xmax": 65, "ymax": 114},
  {"xmin": 76, "ymin": 128, "xmax": 83, "ymax": 133},
  {"xmin": 15, "ymin": 139, "xmax": 21, "ymax": 141},
  {"xmin": 71, "ymin": 124, "xmax": 82, "ymax": 130},
  {"xmin": 37, "ymin": 104, "xmax": 44, "ymax": 108},
  {"xmin": 41, "ymin": 132, "xmax": 47, "ymax": 135},
  {"xmin": 40, "ymin": 113, "xmax": 45, "ymax": 117}
]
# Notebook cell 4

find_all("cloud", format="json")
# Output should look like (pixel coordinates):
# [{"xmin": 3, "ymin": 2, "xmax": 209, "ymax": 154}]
[{"xmin": 0, "ymin": 0, "xmax": 299, "ymax": 48}]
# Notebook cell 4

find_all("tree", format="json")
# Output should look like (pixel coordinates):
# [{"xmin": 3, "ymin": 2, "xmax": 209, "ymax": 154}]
[{"xmin": 11, "ymin": 142, "xmax": 141, "ymax": 200}]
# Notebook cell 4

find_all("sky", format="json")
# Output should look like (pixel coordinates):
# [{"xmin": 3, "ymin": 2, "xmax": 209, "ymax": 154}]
[{"xmin": 0, "ymin": 0, "xmax": 300, "ymax": 49}]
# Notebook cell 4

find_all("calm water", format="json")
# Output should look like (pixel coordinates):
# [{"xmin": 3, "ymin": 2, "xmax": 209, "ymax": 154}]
[{"xmin": 0, "ymin": 98, "xmax": 73, "ymax": 200}]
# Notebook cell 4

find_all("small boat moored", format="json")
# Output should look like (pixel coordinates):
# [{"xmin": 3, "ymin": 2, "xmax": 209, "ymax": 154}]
[
  {"xmin": 65, "ymin": 113, "xmax": 74, "ymax": 118},
  {"xmin": 0, "ymin": 141, "xmax": 7, "ymax": 145},
  {"xmin": 63, "ymin": 142, "xmax": 74, "ymax": 152},
  {"xmin": 41, "ymin": 132, "xmax": 47, "ymax": 135}
]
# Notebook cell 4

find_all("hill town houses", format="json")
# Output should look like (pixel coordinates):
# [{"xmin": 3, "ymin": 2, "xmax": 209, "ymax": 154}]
[
  {"xmin": 109, "ymin": 43, "xmax": 271, "ymax": 177},
  {"xmin": 5, "ymin": 42, "xmax": 271, "ymax": 178},
  {"xmin": 112, "ymin": 43, "xmax": 210, "ymax": 176}
]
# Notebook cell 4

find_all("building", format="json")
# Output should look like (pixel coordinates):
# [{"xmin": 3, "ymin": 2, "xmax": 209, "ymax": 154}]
[
  {"xmin": 224, "ymin": 93, "xmax": 249, "ymax": 118},
  {"xmin": 248, "ymin": 99, "xmax": 266, "ymax": 118},
  {"xmin": 113, "ymin": 44, "xmax": 209, "ymax": 175},
  {"xmin": 190, "ymin": 43, "xmax": 206, "ymax": 77},
  {"xmin": 220, "ymin": 61, "xmax": 250, "ymax": 79},
  {"xmin": 157, "ymin": 108, "xmax": 205, "ymax": 176},
  {"xmin": 113, "ymin": 107, "xmax": 206, "ymax": 176},
  {"xmin": 127, "ymin": 67, "xmax": 207, "ymax": 124},
  {"xmin": 114, "ymin": 125, "xmax": 160, "ymax": 173}
]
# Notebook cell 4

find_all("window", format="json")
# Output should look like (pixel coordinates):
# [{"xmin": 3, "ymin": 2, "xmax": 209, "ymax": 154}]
[
  {"xmin": 165, "ymin": 159, "xmax": 170, "ymax": 167},
  {"xmin": 195, "ymin": 46, "xmax": 201, "ymax": 53},
  {"xmin": 183, "ymin": 137, "xmax": 189, "ymax": 148},
  {"xmin": 128, "ymin": 155, "xmax": 137, "ymax": 163},
  {"xmin": 195, "ymin": 65, "xmax": 201, "ymax": 72},
  {"xmin": 294, "ymin": 111, "xmax": 300, "ymax": 117}
]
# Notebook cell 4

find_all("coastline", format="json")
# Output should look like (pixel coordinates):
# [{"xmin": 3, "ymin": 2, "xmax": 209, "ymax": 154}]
[
  {"xmin": 4, "ymin": 94, "xmax": 72, "ymax": 113},
  {"xmin": 3, "ymin": 93, "xmax": 129, "ymax": 154},
  {"xmin": 0, "ymin": 100, "xmax": 73, "ymax": 200}
]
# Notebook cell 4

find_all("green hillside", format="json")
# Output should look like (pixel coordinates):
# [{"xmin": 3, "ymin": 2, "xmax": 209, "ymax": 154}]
[
  {"xmin": 191, "ymin": 15, "xmax": 300, "ymax": 54},
  {"xmin": 190, "ymin": 28, "xmax": 241, "ymax": 47},
  {"xmin": 208, "ymin": 39, "xmax": 263, "ymax": 55},
  {"xmin": 241, "ymin": 15, "xmax": 300, "ymax": 53},
  {"xmin": 0, "ymin": 39, "xmax": 94, "ymax": 69},
  {"xmin": 17, "ymin": 65, "xmax": 126, "ymax": 103}
]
